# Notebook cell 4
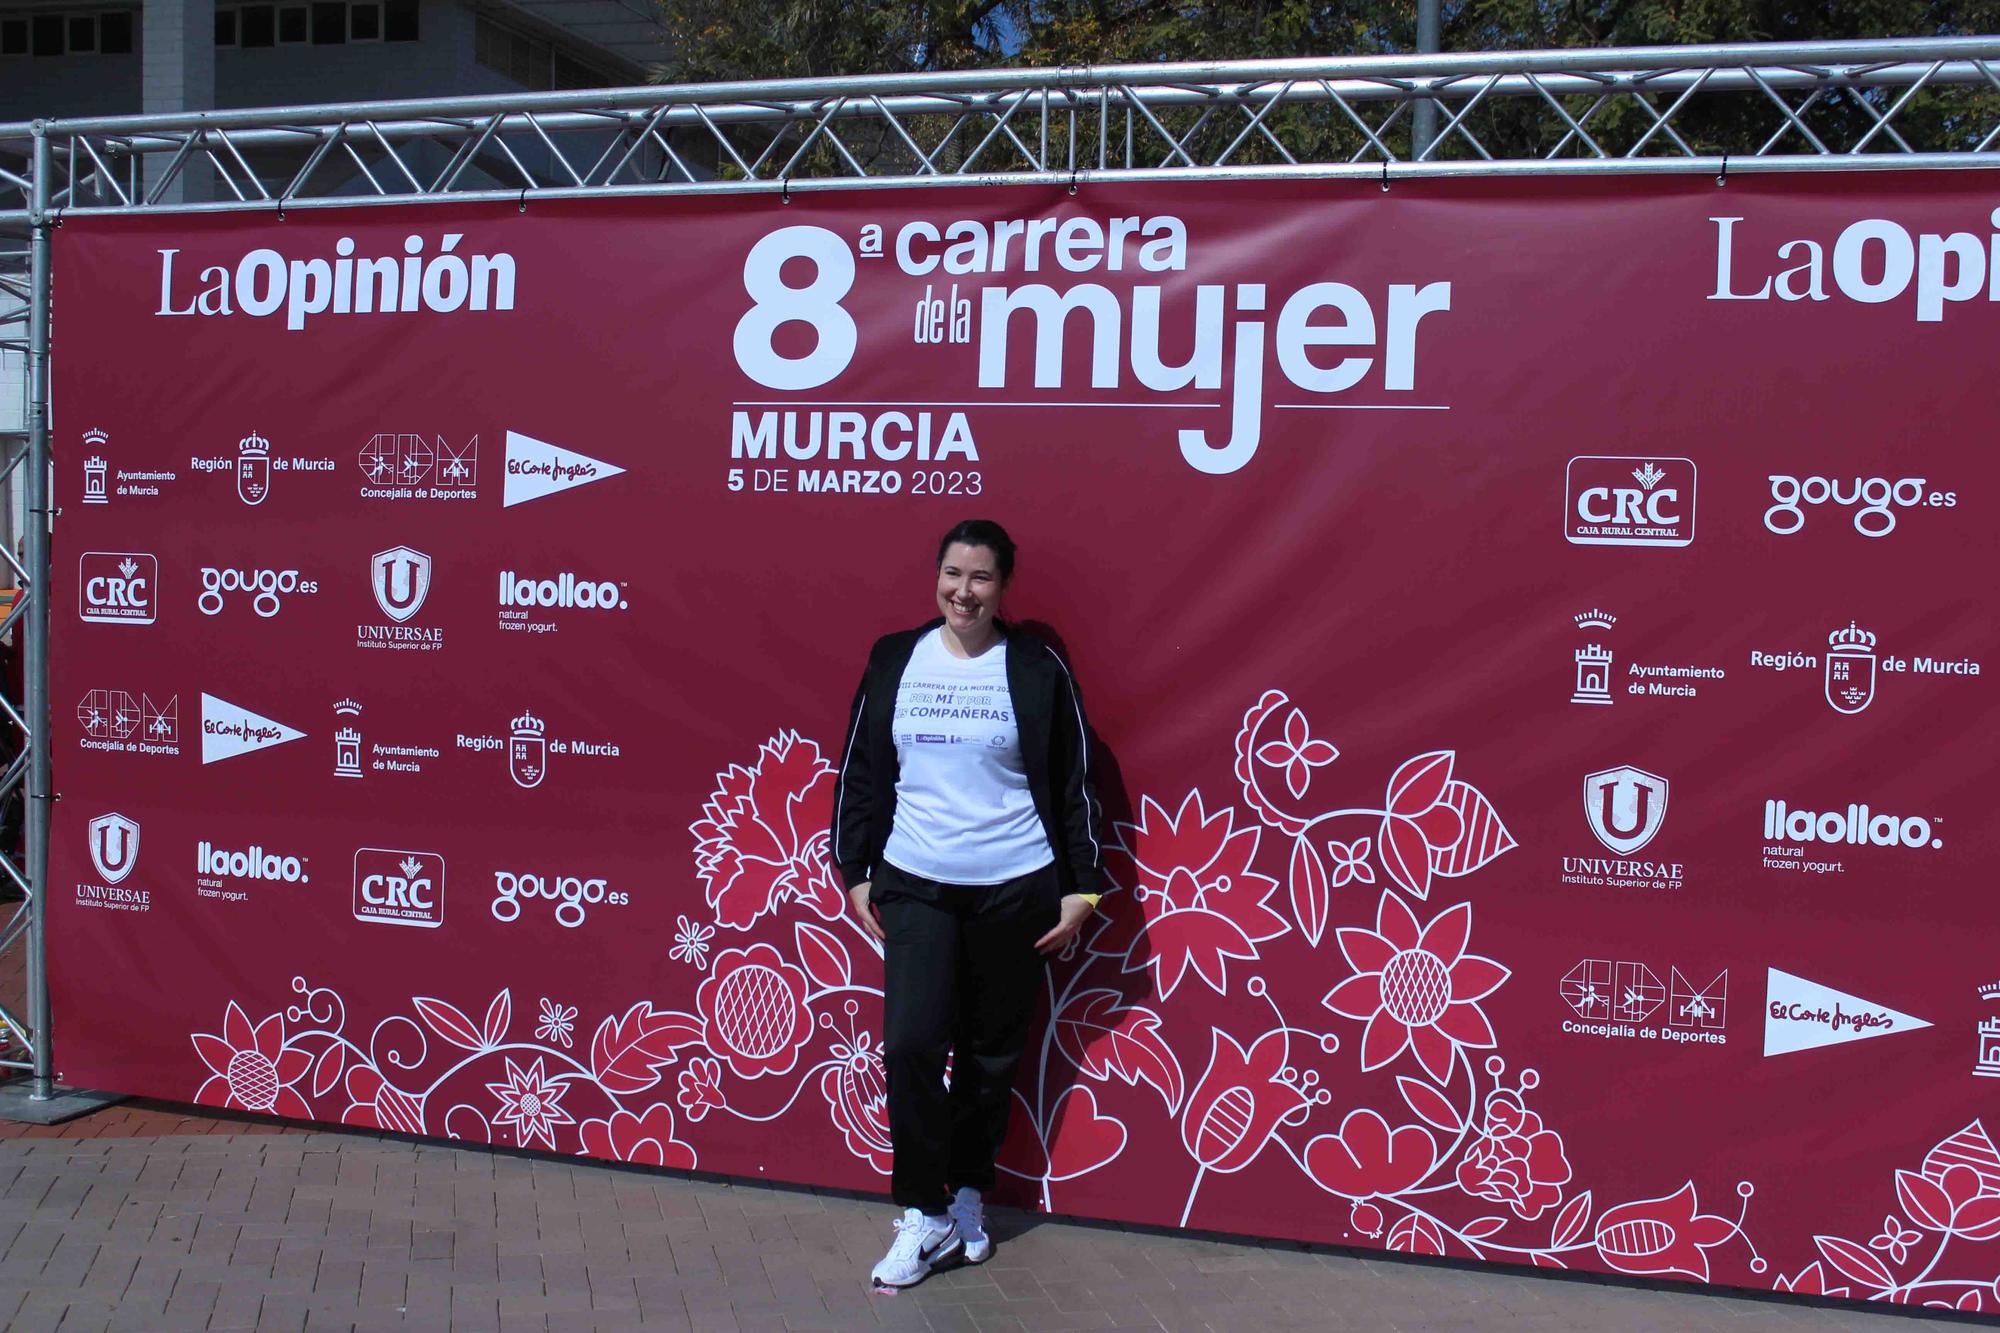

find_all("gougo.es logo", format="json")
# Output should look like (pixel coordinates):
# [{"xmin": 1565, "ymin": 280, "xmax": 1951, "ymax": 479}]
[{"xmin": 1763, "ymin": 474, "xmax": 1956, "ymax": 537}]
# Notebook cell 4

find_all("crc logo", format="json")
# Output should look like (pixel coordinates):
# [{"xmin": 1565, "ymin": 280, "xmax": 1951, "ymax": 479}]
[
  {"xmin": 491, "ymin": 872, "xmax": 628, "ymax": 928},
  {"xmin": 79, "ymin": 552, "xmax": 158, "ymax": 624},
  {"xmin": 1763, "ymin": 475, "xmax": 1957, "ymax": 537},
  {"xmin": 1564, "ymin": 457, "xmax": 1695, "ymax": 548},
  {"xmin": 353, "ymin": 848, "xmax": 444, "ymax": 928},
  {"xmin": 88, "ymin": 813, "xmax": 141, "ymax": 884},
  {"xmin": 198, "ymin": 566, "xmax": 318, "ymax": 617},
  {"xmin": 371, "ymin": 546, "xmax": 432, "ymax": 623},
  {"xmin": 1585, "ymin": 765, "xmax": 1669, "ymax": 855}
]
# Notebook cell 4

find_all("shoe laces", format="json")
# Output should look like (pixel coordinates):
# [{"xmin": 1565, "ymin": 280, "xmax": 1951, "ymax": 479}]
[
  {"xmin": 888, "ymin": 1207, "xmax": 938, "ymax": 1262},
  {"xmin": 952, "ymin": 1190, "xmax": 984, "ymax": 1231}
]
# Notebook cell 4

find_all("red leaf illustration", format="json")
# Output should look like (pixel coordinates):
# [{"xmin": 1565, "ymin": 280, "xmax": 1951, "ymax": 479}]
[
  {"xmin": 1289, "ymin": 837, "xmax": 1331, "ymax": 947},
  {"xmin": 1530, "ymin": 1251, "xmax": 1568, "ymax": 1269},
  {"xmin": 1552, "ymin": 1191, "xmax": 1593, "ymax": 1250},
  {"xmin": 1387, "ymin": 1213, "xmax": 1447, "ymax": 1256},
  {"xmin": 1396, "ymin": 1076, "xmax": 1465, "ymax": 1134},
  {"xmin": 1462, "ymin": 1216, "xmax": 1508, "ymax": 1239},
  {"xmin": 413, "ymin": 997, "xmax": 485, "ymax": 1052},
  {"xmin": 1046, "ymin": 1086, "xmax": 1127, "ymax": 1181},
  {"xmin": 590, "ymin": 1003, "xmax": 704, "ymax": 1096},
  {"xmin": 995, "ymin": 1089, "xmax": 1048, "ymax": 1179},
  {"xmin": 1379, "ymin": 815, "xmax": 1434, "ymax": 900},
  {"xmin": 311, "ymin": 1043, "xmax": 345, "ymax": 1099},
  {"xmin": 1053, "ymin": 989, "xmax": 1184, "ymax": 1113},
  {"xmin": 1814, "ymin": 1235, "xmax": 1896, "ymax": 1293},
  {"xmin": 794, "ymin": 921, "xmax": 853, "ymax": 991},
  {"xmin": 1952, "ymin": 1196, "xmax": 2000, "ymax": 1241},
  {"xmin": 482, "ymin": 990, "xmax": 511, "ymax": 1049},
  {"xmin": 1897, "ymin": 1169, "xmax": 1952, "ymax": 1231},
  {"xmin": 1431, "ymin": 781, "xmax": 1518, "ymax": 878},
  {"xmin": 1386, "ymin": 751, "xmax": 1454, "ymax": 818}
]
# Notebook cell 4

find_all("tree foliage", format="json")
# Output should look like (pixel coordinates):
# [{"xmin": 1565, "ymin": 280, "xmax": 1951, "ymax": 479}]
[{"xmin": 655, "ymin": 1, "xmax": 2000, "ymax": 168}]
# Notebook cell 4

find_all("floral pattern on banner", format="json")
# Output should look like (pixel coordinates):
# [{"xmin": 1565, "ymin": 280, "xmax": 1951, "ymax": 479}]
[{"xmin": 184, "ymin": 699, "xmax": 1990, "ymax": 1304}]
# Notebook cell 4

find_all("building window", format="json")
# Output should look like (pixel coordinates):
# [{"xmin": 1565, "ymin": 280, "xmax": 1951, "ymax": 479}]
[
  {"xmin": 383, "ymin": 0, "xmax": 416, "ymax": 41},
  {"xmin": 474, "ymin": 15, "xmax": 608, "ymax": 90},
  {"xmin": 309, "ymin": 1, "xmax": 344, "ymax": 43},
  {"xmin": 4, "ymin": 7, "xmax": 138, "ymax": 56},
  {"xmin": 216, "ymin": 1, "xmax": 415, "ymax": 46},
  {"xmin": 99, "ymin": 9, "xmax": 131, "ymax": 51},
  {"xmin": 239, "ymin": 3, "xmax": 275, "ymax": 46}
]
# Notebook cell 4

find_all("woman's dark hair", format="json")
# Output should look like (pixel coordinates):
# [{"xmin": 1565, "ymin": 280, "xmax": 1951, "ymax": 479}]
[{"xmin": 936, "ymin": 519, "xmax": 1016, "ymax": 583}]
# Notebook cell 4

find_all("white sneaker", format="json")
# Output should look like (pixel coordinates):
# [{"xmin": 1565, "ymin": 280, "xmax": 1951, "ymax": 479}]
[
  {"xmin": 870, "ymin": 1207, "xmax": 960, "ymax": 1288},
  {"xmin": 949, "ymin": 1187, "xmax": 992, "ymax": 1263}
]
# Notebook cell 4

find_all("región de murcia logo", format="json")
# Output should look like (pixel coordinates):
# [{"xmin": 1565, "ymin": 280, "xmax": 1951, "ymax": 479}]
[{"xmin": 454, "ymin": 708, "xmax": 622, "ymax": 789}]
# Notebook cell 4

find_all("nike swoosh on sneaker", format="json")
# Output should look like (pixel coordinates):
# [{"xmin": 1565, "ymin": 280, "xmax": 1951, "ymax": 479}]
[{"xmin": 919, "ymin": 1230, "xmax": 962, "ymax": 1264}]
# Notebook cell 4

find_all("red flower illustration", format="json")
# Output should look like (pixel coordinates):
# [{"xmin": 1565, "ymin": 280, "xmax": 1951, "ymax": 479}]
[
  {"xmin": 1092, "ymin": 792, "xmax": 1288, "ymax": 998},
  {"xmin": 1377, "ymin": 752, "xmax": 1464, "ymax": 901},
  {"xmin": 342, "ymin": 1063, "xmax": 425, "ymax": 1136},
  {"xmin": 1594, "ymin": 1182, "xmax": 1735, "ymax": 1280},
  {"xmin": 1773, "ymin": 1261, "xmax": 1850, "ymax": 1299},
  {"xmin": 691, "ymin": 732, "xmax": 842, "ymax": 930},
  {"xmin": 1906, "ymin": 1121, "xmax": 2000, "ymax": 1239},
  {"xmin": 1323, "ymin": 892, "xmax": 1508, "ymax": 1082},
  {"xmin": 191, "ymin": 1001, "xmax": 312, "ymax": 1118},
  {"xmin": 486, "ymin": 1057, "xmax": 576, "ymax": 1151},
  {"xmin": 579, "ymin": 1103, "xmax": 696, "ymax": 1169},
  {"xmin": 1456, "ymin": 1089, "xmax": 1571, "ymax": 1220},
  {"xmin": 1305, "ymin": 1108, "xmax": 1436, "ymax": 1199},
  {"xmin": 820, "ymin": 1029, "xmax": 891, "ymax": 1173},
  {"xmin": 1182, "ymin": 1028, "xmax": 1309, "ymax": 1174},
  {"xmin": 676, "ymin": 1056, "xmax": 725, "ymax": 1121},
  {"xmin": 696, "ymin": 944, "xmax": 812, "ymax": 1079}
]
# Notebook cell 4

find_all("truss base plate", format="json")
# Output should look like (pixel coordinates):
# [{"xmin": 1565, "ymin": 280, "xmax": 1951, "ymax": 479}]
[{"xmin": 0, "ymin": 1080, "xmax": 124, "ymax": 1124}]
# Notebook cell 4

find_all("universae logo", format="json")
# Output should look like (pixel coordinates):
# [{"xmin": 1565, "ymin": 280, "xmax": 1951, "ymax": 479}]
[
  {"xmin": 87, "ymin": 812, "xmax": 141, "ymax": 884},
  {"xmin": 1584, "ymin": 765, "xmax": 1669, "ymax": 855}
]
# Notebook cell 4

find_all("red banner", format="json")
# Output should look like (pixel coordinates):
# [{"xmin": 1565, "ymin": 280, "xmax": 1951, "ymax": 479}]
[{"xmin": 47, "ymin": 176, "xmax": 2000, "ymax": 1305}]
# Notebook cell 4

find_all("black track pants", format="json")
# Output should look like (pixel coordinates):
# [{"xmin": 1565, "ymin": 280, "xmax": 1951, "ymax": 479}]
[{"xmin": 872, "ymin": 859, "xmax": 1059, "ymax": 1216}]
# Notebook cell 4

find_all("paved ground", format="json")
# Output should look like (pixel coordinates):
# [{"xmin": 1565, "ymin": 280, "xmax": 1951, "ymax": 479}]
[{"xmin": 0, "ymin": 1099, "xmax": 1975, "ymax": 1332}]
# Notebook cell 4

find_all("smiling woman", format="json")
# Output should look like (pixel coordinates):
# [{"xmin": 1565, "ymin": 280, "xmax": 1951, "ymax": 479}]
[{"xmin": 831, "ymin": 518, "xmax": 1107, "ymax": 1289}]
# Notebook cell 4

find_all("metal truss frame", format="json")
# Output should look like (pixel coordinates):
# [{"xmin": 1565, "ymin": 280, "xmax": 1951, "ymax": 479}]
[{"xmin": 0, "ymin": 35, "xmax": 1998, "ymax": 1104}]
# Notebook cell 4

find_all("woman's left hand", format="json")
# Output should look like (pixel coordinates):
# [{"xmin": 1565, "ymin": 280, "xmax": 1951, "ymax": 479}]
[{"xmin": 1035, "ymin": 894, "xmax": 1097, "ymax": 956}]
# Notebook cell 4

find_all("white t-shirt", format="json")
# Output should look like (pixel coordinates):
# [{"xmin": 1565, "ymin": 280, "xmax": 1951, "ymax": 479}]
[{"xmin": 881, "ymin": 629, "xmax": 1055, "ymax": 884}]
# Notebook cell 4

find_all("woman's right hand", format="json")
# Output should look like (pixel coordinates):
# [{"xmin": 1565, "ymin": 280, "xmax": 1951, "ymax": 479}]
[{"xmin": 849, "ymin": 880, "xmax": 885, "ymax": 942}]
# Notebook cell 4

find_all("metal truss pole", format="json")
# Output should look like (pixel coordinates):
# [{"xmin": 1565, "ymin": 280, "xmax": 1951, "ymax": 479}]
[
  {"xmin": 22, "ymin": 125, "xmax": 51, "ymax": 1100},
  {"xmin": 0, "ymin": 125, "xmax": 117, "ymax": 1122},
  {"xmin": 1412, "ymin": 0, "xmax": 1441, "ymax": 159}
]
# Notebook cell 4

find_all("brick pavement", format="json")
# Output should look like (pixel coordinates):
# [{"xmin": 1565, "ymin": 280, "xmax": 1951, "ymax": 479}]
[{"xmin": 0, "ymin": 1102, "xmax": 1975, "ymax": 1332}]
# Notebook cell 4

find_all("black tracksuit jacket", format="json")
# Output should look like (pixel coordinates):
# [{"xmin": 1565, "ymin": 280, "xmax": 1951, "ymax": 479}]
[{"xmin": 831, "ymin": 619, "xmax": 1108, "ymax": 896}]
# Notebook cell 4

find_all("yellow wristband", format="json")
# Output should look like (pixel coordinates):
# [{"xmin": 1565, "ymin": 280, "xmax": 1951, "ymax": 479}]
[{"xmin": 1075, "ymin": 893, "xmax": 1101, "ymax": 909}]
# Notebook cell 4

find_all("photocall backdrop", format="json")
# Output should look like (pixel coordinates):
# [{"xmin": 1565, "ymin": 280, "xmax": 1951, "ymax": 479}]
[{"xmin": 43, "ymin": 175, "xmax": 2000, "ymax": 1305}]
